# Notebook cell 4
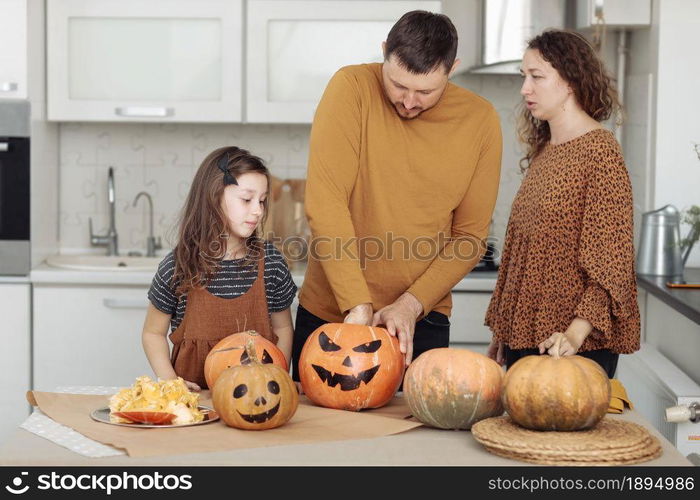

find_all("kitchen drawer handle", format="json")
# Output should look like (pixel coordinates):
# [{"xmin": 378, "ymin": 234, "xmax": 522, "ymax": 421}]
[
  {"xmin": 103, "ymin": 298, "xmax": 149, "ymax": 309},
  {"xmin": 0, "ymin": 82, "xmax": 18, "ymax": 92},
  {"xmin": 115, "ymin": 106, "xmax": 174, "ymax": 118}
]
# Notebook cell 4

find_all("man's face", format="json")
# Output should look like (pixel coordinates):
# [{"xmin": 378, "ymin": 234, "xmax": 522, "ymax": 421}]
[{"xmin": 381, "ymin": 52, "xmax": 457, "ymax": 120}]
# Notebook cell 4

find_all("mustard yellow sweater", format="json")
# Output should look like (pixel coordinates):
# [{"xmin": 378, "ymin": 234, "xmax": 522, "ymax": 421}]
[{"xmin": 300, "ymin": 63, "xmax": 502, "ymax": 322}]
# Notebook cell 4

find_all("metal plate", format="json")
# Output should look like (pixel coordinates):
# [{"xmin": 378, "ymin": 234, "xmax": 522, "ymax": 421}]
[{"xmin": 90, "ymin": 406, "xmax": 219, "ymax": 428}]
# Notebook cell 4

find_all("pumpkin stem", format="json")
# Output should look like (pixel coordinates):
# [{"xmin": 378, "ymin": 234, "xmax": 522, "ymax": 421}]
[{"xmin": 244, "ymin": 338, "xmax": 260, "ymax": 364}]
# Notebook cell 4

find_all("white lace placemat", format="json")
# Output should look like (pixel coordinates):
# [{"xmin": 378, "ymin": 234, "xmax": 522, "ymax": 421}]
[{"xmin": 21, "ymin": 386, "xmax": 126, "ymax": 458}]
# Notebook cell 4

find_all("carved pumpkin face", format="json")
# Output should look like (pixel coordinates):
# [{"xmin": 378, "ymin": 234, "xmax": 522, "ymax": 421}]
[
  {"xmin": 204, "ymin": 330, "xmax": 287, "ymax": 389},
  {"xmin": 298, "ymin": 323, "xmax": 404, "ymax": 411},
  {"xmin": 212, "ymin": 340, "xmax": 298, "ymax": 430}
]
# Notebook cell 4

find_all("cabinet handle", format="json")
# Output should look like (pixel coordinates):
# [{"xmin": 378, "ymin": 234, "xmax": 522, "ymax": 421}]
[
  {"xmin": 115, "ymin": 106, "xmax": 174, "ymax": 118},
  {"xmin": 0, "ymin": 82, "xmax": 18, "ymax": 92},
  {"xmin": 103, "ymin": 298, "xmax": 148, "ymax": 309}
]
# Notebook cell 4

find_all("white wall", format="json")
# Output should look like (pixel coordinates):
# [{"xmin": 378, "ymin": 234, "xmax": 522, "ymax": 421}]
[{"xmin": 650, "ymin": 0, "xmax": 700, "ymax": 266}]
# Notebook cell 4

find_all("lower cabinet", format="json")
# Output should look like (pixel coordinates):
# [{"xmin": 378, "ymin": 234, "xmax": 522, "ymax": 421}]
[
  {"xmin": 0, "ymin": 283, "xmax": 31, "ymax": 445},
  {"xmin": 33, "ymin": 285, "xmax": 153, "ymax": 391},
  {"xmin": 449, "ymin": 291, "xmax": 493, "ymax": 350}
]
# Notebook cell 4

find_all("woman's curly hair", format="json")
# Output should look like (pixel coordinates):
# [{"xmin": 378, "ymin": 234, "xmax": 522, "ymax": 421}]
[{"xmin": 517, "ymin": 29, "xmax": 622, "ymax": 172}]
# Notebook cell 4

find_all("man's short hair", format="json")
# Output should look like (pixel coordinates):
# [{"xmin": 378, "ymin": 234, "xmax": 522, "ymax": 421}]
[{"xmin": 384, "ymin": 10, "xmax": 458, "ymax": 74}]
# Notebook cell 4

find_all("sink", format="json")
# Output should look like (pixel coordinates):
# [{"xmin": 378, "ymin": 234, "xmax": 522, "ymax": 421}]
[{"xmin": 45, "ymin": 254, "xmax": 161, "ymax": 272}]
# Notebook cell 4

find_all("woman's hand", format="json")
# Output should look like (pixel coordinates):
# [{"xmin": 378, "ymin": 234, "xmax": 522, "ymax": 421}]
[
  {"xmin": 538, "ymin": 332, "xmax": 580, "ymax": 357},
  {"xmin": 487, "ymin": 338, "xmax": 505, "ymax": 366},
  {"xmin": 539, "ymin": 318, "xmax": 593, "ymax": 358}
]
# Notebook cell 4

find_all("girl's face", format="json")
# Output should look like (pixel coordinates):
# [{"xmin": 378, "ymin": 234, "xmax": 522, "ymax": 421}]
[
  {"xmin": 519, "ymin": 48, "xmax": 573, "ymax": 121},
  {"xmin": 220, "ymin": 172, "xmax": 268, "ymax": 242}
]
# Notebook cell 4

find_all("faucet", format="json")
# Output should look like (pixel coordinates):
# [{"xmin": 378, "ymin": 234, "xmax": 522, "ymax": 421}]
[
  {"xmin": 132, "ymin": 191, "xmax": 162, "ymax": 257},
  {"xmin": 89, "ymin": 166, "xmax": 119, "ymax": 256}
]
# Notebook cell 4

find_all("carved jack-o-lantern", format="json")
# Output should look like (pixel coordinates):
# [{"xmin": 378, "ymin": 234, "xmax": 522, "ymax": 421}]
[
  {"xmin": 299, "ymin": 323, "xmax": 404, "ymax": 411},
  {"xmin": 204, "ymin": 330, "xmax": 287, "ymax": 389},
  {"xmin": 212, "ymin": 339, "xmax": 298, "ymax": 430}
]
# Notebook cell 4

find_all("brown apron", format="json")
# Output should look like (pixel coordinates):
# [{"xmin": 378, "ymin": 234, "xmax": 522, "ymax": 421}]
[{"xmin": 169, "ymin": 254, "xmax": 277, "ymax": 389}]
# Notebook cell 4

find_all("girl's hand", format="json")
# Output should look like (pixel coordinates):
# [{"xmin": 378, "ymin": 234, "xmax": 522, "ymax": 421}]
[
  {"xmin": 538, "ymin": 332, "xmax": 579, "ymax": 358},
  {"xmin": 487, "ymin": 339, "xmax": 505, "ymax": 366},
  {"xmin": 184, "ymin": 380, "xmax": 202, "ymax": 392}
]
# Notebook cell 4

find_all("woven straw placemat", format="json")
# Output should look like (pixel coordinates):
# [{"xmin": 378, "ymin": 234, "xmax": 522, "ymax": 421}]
[{"xmin": 471, "ymin": 416, "xmax": 662, "ymax": 466}]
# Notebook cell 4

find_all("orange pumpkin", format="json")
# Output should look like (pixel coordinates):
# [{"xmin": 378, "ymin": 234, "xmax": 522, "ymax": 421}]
[
  {"xmin": 403, "ymin": 348, "xmax": 504, "ymax": 429},
  {"xmin": 298, "ymin": 323, "xmax": 404, "ymax": 411},
  {"xmin": 502, "ymin": 355, "xmax": 611, "ymax": 431},
  {"xmin": 212, "ymin": 339, "xmax": 298, "ymax": 430},
  {"xmin": 204, "ymin": 330, "xmax": 287, "ymax": 389}
]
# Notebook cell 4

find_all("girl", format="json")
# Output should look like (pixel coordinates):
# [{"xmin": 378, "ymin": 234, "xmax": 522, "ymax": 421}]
[
  {"xmin": 142, "ymin": 146, "xmax": 297, "ymax": 391},
  {"xmin": 485, "ymin": 30, "xmax": 640, "ymax": 377}
]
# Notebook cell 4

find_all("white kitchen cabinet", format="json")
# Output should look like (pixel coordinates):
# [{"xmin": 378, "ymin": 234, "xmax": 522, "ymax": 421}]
[
  {"xmin": 33, "ymin": 285, "xmax": 154, "ymax": 391},
  {"xmin": 47, "ymin": 0, "xmax": 242, "ymax": 122},
  {"xmin": 0, "ymin": 283, "xmax": 31, "ymax": 444},
  {"xmin": 0, "ymin": 0, "xmax": 28, "ymax": 99},
  {"xmin": 246, "ymin": 0, "xmax": 441, "ymax": 123},
  {"xmin": 449, "ymin": 291, "xmax": 493, "ymax": 346},
  {"xmin": 577, "ymin": 0, "xmax": 651, "ymax": 28}
]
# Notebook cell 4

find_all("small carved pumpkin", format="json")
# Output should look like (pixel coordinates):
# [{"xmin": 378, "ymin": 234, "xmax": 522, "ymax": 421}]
[
  {"xmin": 204, "ymin": 330, "xmax": 287, "ymax": 389},
  {"xmin": 298, "ymin": 323, "xmax": 404, "ymax": 411},
  {"xmin": 212, "ymin": 339, "xmax": 298, "ymax": 430},
  {"xmin": 502, "ymin": 355, "xmax": 611, "ymax": 431}
]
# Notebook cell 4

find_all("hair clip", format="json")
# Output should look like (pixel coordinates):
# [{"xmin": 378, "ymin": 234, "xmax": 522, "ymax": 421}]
[{"xmin": 217, "ymin": 153, "xmax": 238, "ymax": 186}]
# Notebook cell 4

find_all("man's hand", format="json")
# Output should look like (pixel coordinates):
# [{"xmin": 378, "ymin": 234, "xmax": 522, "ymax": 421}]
[
  {"xmin": 344, "ymin": 303, "xmax": 373, "ymax": 325},
  {"xmin": 372, "ymin": 293, "xmax": 423, "ymax": 366}
]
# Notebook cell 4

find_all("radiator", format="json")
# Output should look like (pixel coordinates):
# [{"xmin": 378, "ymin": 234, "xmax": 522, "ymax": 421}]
[{"xmin": 617, "ymin": 343, "xmax": 700, "ymax": 461}]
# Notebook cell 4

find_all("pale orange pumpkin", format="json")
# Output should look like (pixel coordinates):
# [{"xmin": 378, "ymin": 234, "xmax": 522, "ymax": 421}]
[
  {"xmin": 502, "ymin": 355, "xmax": 611, "ymax": 431},
  {"xmin": 403, "ymin": 348, "xmax": 504, "ymax": 429},
  {"xmin": 204, "ymin": 330, "xmax": 287, "ymax": 389},
  {"xmin": 212, "ymin": 339, "xmax": 298, "ymax": 430},
  {"xmin": 298, "ymin": 323, "xmax": 404, "ymax": 411}
]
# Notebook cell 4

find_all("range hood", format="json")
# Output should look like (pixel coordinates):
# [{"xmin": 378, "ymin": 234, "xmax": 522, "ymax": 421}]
[{"xmin": 469, "ymin": 0, "xmax": 570, "ymax": 75}]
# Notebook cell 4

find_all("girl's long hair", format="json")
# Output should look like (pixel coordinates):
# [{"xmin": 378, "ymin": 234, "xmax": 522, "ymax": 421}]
[
  {"xmin": 517, "ymin": 29, "xmax": 622, "ymax": 172},
  {"xmin": 172, "ymin": 146, "xmax": 270, "ymax": 296}
]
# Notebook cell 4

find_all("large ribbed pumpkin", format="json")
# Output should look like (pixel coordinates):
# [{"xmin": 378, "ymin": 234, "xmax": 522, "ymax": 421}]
[
  {"xmin": 502, "ymin": 355, "xmax": 611, "ymax": 431},
  {"xmin": 299, "ymin": 323, "xmax": 404, "ymax": 411},
  {"xmin": 212, "ymin": 339, "xmax": 298, "ymax": 430},
  {"xmin": 204, "ymin": 330, "xmax": 287, "ymax": 389},
  {"xmin": 403, "ymin": 348, "xmax": 504, "ymax": 429}
]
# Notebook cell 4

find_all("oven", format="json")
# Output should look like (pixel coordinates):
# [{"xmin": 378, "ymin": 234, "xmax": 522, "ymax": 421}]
[{"xmin": 0, "ymin": 100, "xmax": 30, "ymax": 275}]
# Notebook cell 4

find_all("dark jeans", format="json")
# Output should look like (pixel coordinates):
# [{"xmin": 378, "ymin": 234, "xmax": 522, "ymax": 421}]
[
  {"xmin": 291, "ymin": 304, "xmax": 450, "ymax": 382},
  {"xmin": 503, "ymin": 345, "xmax": 619, "ymax": 378}
]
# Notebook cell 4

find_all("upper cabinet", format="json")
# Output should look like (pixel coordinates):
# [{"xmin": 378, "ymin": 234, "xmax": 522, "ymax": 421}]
[
  {"xmin": 0, "ymin": 0, "xmax": 28, "ymax": 99},
  {"xmin": 245, "ymin": 0, "xmax": 441, "ymax": 123},
  {"xmin": 576, "ymin": 0, "xmax": 651, "ymax": 29},
  {"xmin": 47, "ymin": 0, "xmax": 243, "ymax": 122}
]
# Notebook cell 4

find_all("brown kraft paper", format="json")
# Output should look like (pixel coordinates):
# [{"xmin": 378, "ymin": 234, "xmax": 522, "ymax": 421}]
[{"xmin": 26, "ymin": 391, "xmax": 422, "ymax": 458}]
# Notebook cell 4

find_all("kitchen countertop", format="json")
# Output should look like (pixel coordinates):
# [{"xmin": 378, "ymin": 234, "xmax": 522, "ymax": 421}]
[
  {"xmin": 30, "ymin": 262, "xmax": 498, "ymax": 292},
  {"xmin": 637, "ymin": 267, "xmax": 700, "ymax": 325},
  {"xmin": 0, "ymin": 407, "xmax": 691, "ymax": 466}
]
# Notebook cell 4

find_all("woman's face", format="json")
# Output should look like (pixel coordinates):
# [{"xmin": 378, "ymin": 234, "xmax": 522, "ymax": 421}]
[
  {"xmin": 220, "ymin": 172, "xmax": 268, "ymax": 242},
  {"xmin": 519, "ymin": 48, "xmax": 573, "ymax": 121}
]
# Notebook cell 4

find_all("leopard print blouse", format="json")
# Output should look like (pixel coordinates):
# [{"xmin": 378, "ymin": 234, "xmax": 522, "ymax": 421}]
[{"xmin": 485, "ymin": 128, "xmax": 641, "ymax": 354}]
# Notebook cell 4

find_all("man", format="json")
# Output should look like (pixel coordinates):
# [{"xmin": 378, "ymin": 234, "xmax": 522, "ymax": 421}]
[{"xmin": 292, "ymin": 10, "xmax": 502, "ymax": 378}]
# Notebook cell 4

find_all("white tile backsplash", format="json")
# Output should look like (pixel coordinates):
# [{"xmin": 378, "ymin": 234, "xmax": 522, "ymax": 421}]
[{"xmin": 57, "ymin": 75, "xmax": 525, "ymax": 255}]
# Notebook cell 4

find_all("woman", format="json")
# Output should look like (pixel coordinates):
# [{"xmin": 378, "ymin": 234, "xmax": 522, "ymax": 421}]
[{"xmin": 485, "ymin": 30, "xmax": 640, "ymax": 377}]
